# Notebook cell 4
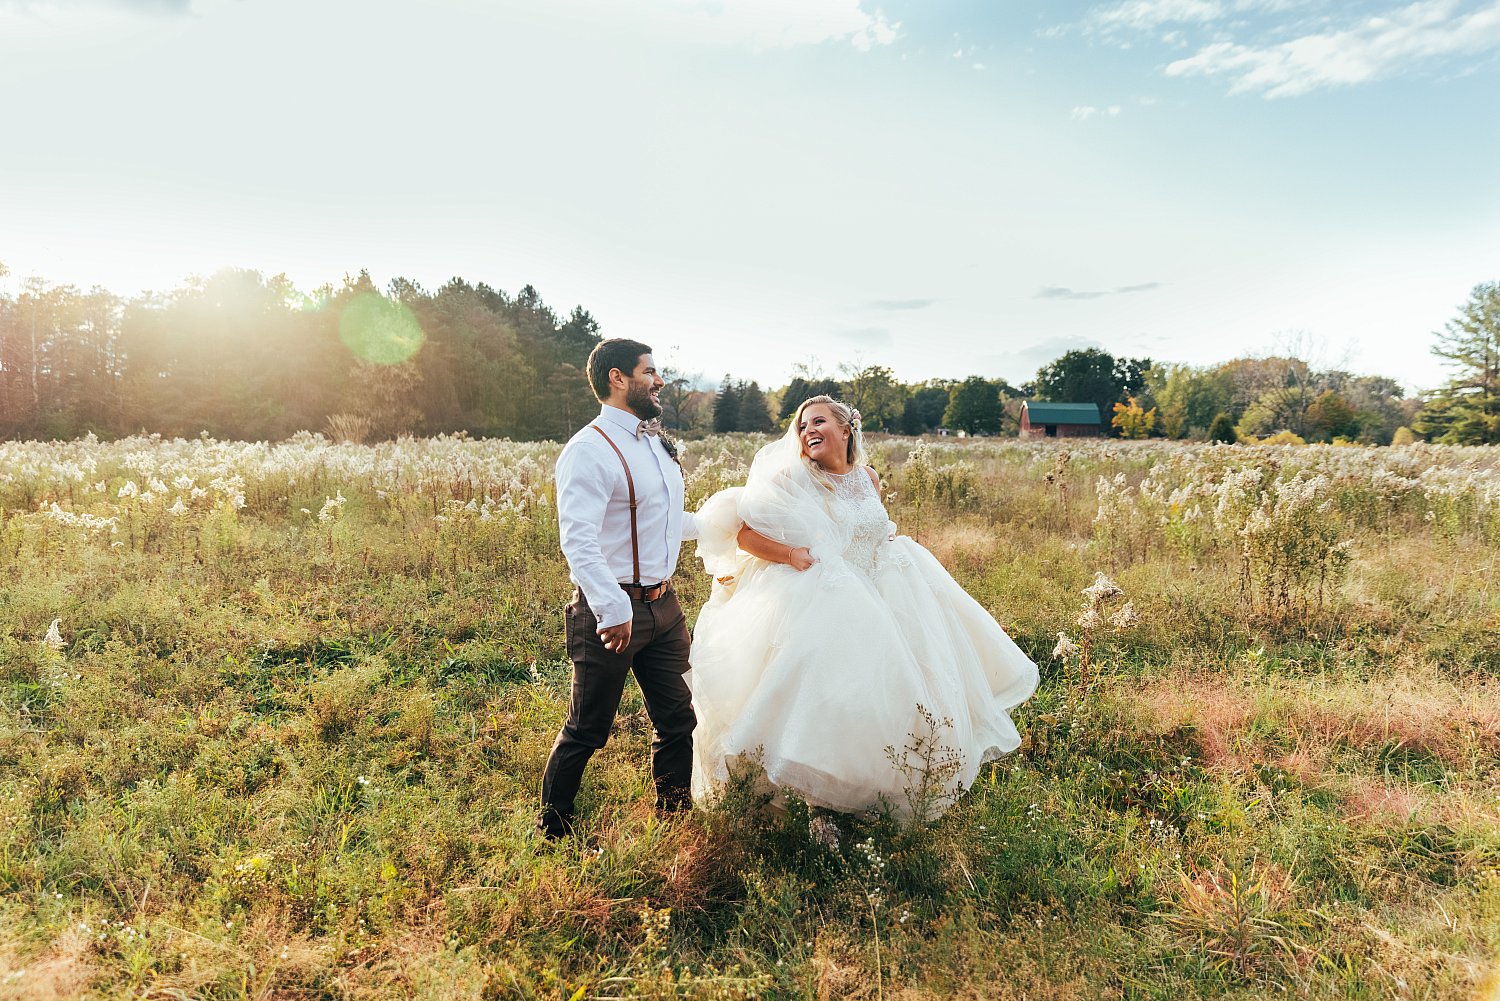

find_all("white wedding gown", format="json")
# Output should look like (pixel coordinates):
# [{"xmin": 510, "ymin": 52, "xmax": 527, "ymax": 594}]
[{"xmin": 688, "ymin": 437, "xmax": 1038, "ymax": 822}]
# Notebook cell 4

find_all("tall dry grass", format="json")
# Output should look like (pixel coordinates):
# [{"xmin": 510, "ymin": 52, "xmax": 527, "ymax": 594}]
[{"xmin": 0, "ymin": 433, "xmax": 1496, "ymax": 998}]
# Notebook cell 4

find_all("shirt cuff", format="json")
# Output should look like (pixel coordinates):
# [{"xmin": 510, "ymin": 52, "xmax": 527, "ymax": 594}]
[{"xmin": 583, "ymin": 587, "xmax": 632, "ymax": 630}]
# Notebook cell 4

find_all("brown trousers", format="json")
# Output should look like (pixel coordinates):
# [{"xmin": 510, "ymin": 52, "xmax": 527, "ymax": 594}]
[{"xmin": 539, "ymin": 585, "xmax": 695, "ymax": 834}]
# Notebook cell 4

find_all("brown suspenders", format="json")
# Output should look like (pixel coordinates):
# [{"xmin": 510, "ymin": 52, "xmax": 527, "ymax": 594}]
[{"xmin": 590, "ymin": 424, "xmax": 641, "ymax": 586}]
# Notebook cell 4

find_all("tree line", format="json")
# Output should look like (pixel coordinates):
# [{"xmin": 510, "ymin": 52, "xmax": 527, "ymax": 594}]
[
  {"xmin": 0, "ymin": 264, "xmax": 1494, "ymax": 445},
  {"xmin": 696, "ymin": 352, "xmax": 1419, "ymax": 445},
  {"xmin": 0, "ymin": 266, "xmax": 601, "ymax": 443},
  {"xmin": 677, "ymin": 284, "xmax": 1500, "ymax": 447}
]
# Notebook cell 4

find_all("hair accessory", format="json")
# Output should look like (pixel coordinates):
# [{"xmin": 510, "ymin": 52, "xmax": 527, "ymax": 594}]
[{"xmin": 850, "ymin": 409, "xmax": 862, "ymax": 426}]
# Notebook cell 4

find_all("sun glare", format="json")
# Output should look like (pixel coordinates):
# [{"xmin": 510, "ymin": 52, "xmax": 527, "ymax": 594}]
[{"xmin": 338, "ymin": 291, "xmax": 426, "ymax": 365}]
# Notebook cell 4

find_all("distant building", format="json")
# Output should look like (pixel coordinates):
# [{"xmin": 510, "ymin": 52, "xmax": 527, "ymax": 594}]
[{"xmin": 1019, "ymin": 401, "xmax": 1102, "ymax": 439}]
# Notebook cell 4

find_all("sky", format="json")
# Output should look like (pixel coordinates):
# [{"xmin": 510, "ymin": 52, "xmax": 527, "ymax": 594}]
[{"xmin": 3, "ymin": 0, "xmax": 1498, "ymax": 393}]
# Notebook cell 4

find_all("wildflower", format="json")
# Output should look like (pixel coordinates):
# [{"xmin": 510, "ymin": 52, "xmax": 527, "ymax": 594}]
[
  {"xmin": 1109, "ymin": 601, "xmax": 1138, "ymax": 629},
  {"xmin": 117, "ymin": 480, "xmax": 138, "ymax": 498},
  {"xmin": 1081, "ymin": 572, "xmax": 1123, "ymax": 603},
  {"xmin": 43, "ymin": 619, "xmax": 64, "ymax": 652},
  {"xmin": 808, "ymin": 815, "xmax": 841, "ymax": 851},
  {"xmin": 1051, "ymin": 632, "xmax": 1078, "ymax": 660},
  {"xmin": 317, "ymin": 490, "xmax": 346, "ymax": 523},
  {"xmin": 1076, "ymin": 607, "xmax": 1102, "ymax": 631},
  {"xmin": 168, "ymin": 496, "xmax": 188, "ymax": 516}
]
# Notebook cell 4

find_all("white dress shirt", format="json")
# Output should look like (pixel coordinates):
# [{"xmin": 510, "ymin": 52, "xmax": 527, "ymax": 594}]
[{"xmin": 555, "ymin": 405, "xmax": 698, "ymax": 629}]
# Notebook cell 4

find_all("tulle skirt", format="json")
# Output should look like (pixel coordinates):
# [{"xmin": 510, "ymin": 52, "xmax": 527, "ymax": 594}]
[{"xmin": 687, "ymin": 538, "xmax": 1038, "ymax": 821}]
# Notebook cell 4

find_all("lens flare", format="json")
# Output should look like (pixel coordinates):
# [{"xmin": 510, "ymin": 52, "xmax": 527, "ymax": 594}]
[
  {"xmin": 292, "ymin": 290, "xmax": 331, "ymax": 313},
  {"xmin": 339, "ymin": 292, "xmax": 425, "ymax": 365}
]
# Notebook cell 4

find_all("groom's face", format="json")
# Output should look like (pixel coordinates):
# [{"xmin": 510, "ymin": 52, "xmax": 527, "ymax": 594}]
[{"xmin": 621, "ymin": 353, "xmax": 665, "ymax": 420}]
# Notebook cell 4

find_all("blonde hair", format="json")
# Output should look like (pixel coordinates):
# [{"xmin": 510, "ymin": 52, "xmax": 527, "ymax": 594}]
[{"xmin": 790, "ymin": 395, "xmax": 867, "ymax": 472}]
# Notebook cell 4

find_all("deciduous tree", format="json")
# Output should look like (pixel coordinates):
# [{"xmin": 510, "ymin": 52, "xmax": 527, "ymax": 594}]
[
  {"xmin": 1111, "ymin": 396, "xmax": 1157, "ymax": 439},
  {"xmin": 838, "ymin": 364, "xmax": 905, "ymax": 432},
  {"xmin": 942, "ymin": 376, "xmax": 1003, "ymax": 435}
]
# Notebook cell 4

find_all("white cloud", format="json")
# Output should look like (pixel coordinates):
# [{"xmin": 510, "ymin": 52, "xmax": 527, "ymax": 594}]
[
  {"xmin": 1070, "ymin": 105, "xmax": 1123, "ymax": 120},
  {"xmin": 664, "ymin": 0, "xmax": 899, "ymax": 51},
  {"xmin": 868, "ymin": 297, "xmax": 937, "ymax": 311},
  {"xmin": 1037, "ymin": 281, "xmax": 1162, "ymax": 299},
  {"xmin": 1081, "ymin": 0, "xmax": 1311, "ymax": 33},
  {"xmin": 1165, "ymin": 0, "xmax": 1500, "ymax": 97},
  {"xmin": 1086, "ymin": 0, "xmax": 1227, "ymax": 32}
]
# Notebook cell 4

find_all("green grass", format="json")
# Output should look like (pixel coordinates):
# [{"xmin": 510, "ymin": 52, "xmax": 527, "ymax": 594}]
[{"xmin": 0, "ymin": 434, "xmax": 1497, "ymax": 999}]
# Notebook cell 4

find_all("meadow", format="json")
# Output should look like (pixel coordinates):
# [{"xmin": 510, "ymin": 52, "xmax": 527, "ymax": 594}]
[{"xmin": 0, "ymin": 432, "xmax": 1497, "ymax": 1000}]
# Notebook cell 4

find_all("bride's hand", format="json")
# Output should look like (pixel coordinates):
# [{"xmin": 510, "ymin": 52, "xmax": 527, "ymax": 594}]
[{"xmin": 788, "ymin": 546, "xmax": 815, "ymax": 571}]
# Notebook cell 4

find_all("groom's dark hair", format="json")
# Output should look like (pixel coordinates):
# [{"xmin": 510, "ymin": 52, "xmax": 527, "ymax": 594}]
[{"xmin": 587, "ymin": 338, "xmax": 654, "ymax": 400}]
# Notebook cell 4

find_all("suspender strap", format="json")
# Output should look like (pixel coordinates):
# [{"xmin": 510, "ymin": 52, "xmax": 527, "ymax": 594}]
[{"xmin": 590, "ymin": 424, "xmax": 641, "ymax": 586}]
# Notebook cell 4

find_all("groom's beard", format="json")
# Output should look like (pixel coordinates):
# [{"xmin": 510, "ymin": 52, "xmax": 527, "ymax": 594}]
[{"xmin": 626, "ymin": 382, "xmax": 663, "ymax": 420}]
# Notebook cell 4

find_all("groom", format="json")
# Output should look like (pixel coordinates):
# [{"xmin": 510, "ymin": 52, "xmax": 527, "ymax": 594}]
[{"xmin": 539, "ymin": 338, "xmax": 698, "ymax": 838}]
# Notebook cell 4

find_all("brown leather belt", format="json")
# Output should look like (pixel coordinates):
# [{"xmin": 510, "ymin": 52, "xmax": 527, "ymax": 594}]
[{"xmin": 621, "ymin": 580, "xmax": 672, "ymax": 603}]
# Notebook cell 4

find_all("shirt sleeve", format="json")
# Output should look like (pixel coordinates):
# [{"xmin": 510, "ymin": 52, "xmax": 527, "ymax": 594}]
[
  {"xmin": 680, "ymin": 509, "xmax": 699, "ymax": 541},
  {"xmin": 555, "ymin": 441, "xmax": 632, "ymax": 630}
]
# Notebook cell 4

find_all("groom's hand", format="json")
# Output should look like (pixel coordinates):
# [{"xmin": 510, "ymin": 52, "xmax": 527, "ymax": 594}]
[{"xmin": 599, "ymin": 620, "xmax": 632, "ymax": 653}]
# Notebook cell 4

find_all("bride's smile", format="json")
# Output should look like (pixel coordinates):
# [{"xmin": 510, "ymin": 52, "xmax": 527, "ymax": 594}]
[{"xmin": 798, "ymin": 404, "xmax": 851, "ymax": 471}]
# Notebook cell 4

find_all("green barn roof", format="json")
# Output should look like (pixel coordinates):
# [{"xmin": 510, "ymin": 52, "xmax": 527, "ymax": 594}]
[{"xmin": 1024, "ymin": 402, "xmax": 1100, "ymax": 425}]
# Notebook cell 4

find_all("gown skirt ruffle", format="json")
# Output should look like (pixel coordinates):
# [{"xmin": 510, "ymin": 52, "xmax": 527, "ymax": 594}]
[{"xmin": 688, "ymin": 471, "xmax": 1038, "ymax": 822}]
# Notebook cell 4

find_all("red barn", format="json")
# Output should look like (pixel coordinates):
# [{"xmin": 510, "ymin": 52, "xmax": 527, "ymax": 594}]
[{"xmin": 1019, "ymin": 402, "xmax": 1101, "ymax": 439}]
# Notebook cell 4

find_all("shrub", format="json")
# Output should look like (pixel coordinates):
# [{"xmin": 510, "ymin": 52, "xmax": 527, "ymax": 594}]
[{"xmin": 1208, "ymin": 413, "xmax": 1238, "ymax": 444}]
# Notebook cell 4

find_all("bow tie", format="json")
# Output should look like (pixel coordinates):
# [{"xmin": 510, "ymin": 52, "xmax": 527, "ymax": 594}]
[{"xmin": 635, "ymin": 418, "xmax": 663, "ymax": 439}]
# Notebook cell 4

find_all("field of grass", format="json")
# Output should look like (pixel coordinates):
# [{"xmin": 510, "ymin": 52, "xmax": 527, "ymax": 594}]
[{"xmin": 1, "ymin": 432, "xmax": 1497, "ymax": 1000}]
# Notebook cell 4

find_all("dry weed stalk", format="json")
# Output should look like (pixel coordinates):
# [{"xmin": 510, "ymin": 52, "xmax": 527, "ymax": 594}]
[{"xmin": 1052, "ymin": 572, "xmax": 1134, "ymax": 689}]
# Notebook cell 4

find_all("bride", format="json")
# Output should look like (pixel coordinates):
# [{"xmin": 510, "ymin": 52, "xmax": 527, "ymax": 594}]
[{"xmin": 689, "ymin": 395, "xmax": 1038, "ymax": 822}]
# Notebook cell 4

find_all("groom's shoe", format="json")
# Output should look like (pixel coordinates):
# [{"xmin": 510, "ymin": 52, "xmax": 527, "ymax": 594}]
[{"xmin": 537, "ymin": 806, "xmax": 576, "ymax": 840}]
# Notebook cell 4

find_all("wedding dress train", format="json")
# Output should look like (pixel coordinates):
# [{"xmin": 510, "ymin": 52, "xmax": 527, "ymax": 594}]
[{"xmin": 688, "ymin": 440, "xmax": 1038, "ymax": 821}]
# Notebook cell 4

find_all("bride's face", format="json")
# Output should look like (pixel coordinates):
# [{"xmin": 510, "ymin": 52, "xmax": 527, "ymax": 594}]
[{"xmin": 798, "ymin": 404, "xmax": 849, "ymax": 466}]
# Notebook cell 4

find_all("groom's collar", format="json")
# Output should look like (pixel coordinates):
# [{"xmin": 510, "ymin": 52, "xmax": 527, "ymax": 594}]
[{"xmin": 597, "ymin": 405, "xmax": 641, "ymax": 435}]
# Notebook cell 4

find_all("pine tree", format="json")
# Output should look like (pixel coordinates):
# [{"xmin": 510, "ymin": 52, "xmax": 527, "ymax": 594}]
[
  {"xmin": 712, "ymin": 376, "xmax": 740, "ymax": 433},
  {"xmin": 1415, "ymin": 282, "xmax": 1500, "ymax": 444},
  {"xmin": 736, "ymin": 380, "xmax": 776, "ymax": 432}
]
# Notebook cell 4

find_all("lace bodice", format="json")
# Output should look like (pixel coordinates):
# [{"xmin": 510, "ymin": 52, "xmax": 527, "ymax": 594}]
[{"xmin": 826, "ymin": 467, "xmax": 891, "ymax": 571}]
